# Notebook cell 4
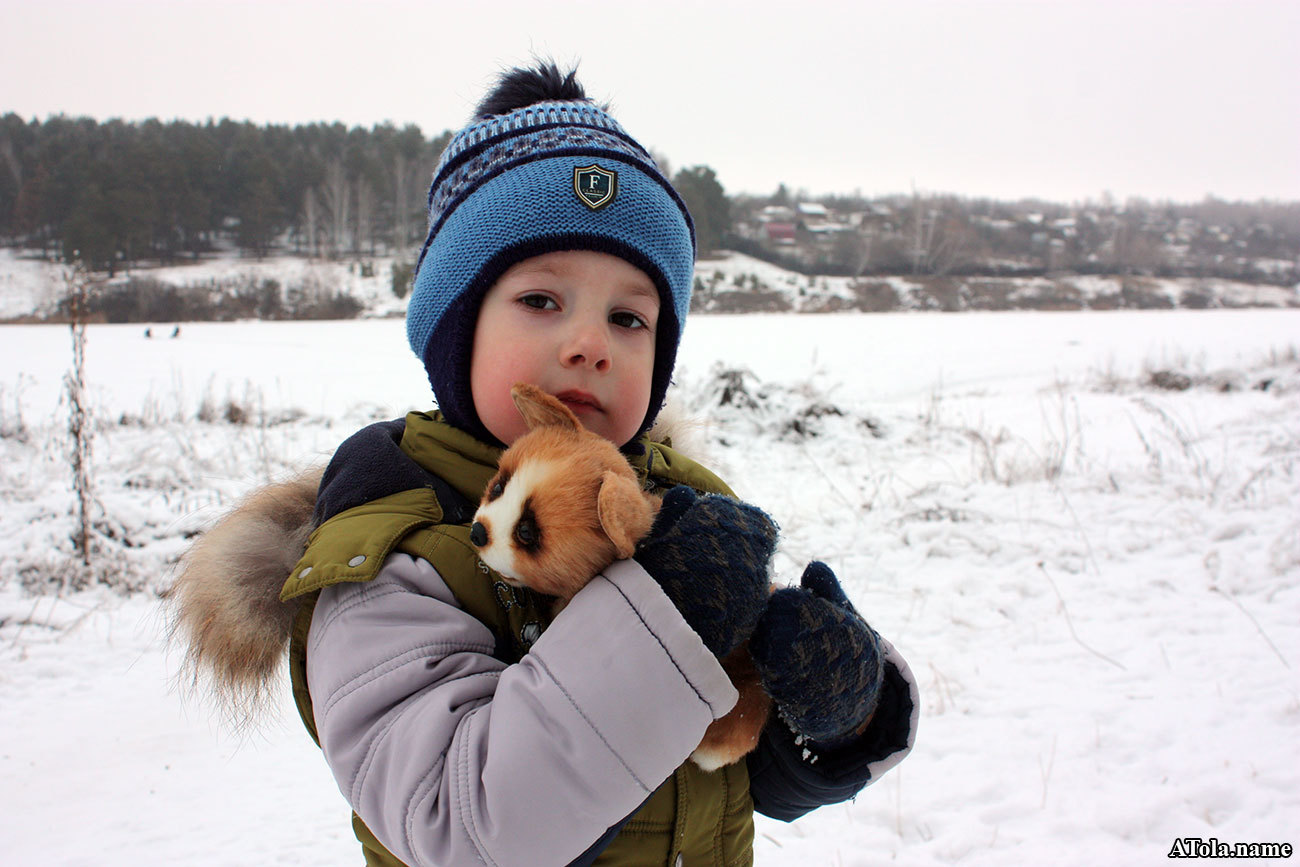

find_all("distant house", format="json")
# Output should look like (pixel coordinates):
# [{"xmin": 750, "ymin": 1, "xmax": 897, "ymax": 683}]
[
  {"xmin": 764, "ymin": 222, "xmax": 798, "ymax": 245},
  {"xmin": 797, "ymin": 202, "xmax": 829, "ymax": 219},
  {"xmin": 760, "ymin": 205, "xmax": 796, "ymax": 223},
  {"xmin": 1048, "ymin": 217, "xmax": 1078, "ymax": 238}
]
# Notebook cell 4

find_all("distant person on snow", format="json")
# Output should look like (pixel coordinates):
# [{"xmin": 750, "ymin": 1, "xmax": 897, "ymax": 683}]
[
  {"xmin": 170, "ymin": 325, "xmax": 180, "ymax": 338},
  {"xmin": 169, "ymin": 61, "xmax": 917, "ymax": 867}
]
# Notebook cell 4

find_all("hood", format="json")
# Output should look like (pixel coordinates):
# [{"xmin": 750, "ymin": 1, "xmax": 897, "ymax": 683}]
[
  {"xmin": 165, "ymin": 466, "xmax": 321, "ymax": 726},
  {"xmin": 164, "ymin": 413, "xmax": 491, "ymax": 726}
]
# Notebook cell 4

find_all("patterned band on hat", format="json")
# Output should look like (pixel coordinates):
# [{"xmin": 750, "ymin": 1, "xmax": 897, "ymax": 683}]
[
  {"xmin": 443, "ymin": 101, "xmax": 630, "ymax": 156},
  {"xmin": 431, "ymin": 101, "xmax": 643, "ymax": 186}
]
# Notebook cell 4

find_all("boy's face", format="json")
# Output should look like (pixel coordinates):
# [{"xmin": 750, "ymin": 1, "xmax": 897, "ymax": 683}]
[{"xmin": 470, "ymin": 250, "xmax": 660, "ymax": 447}]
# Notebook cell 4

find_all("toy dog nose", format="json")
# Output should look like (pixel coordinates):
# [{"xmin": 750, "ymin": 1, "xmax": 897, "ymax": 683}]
[{"xmin": 470, "ymin": 521, "xmax": 488, "ymax": 547}]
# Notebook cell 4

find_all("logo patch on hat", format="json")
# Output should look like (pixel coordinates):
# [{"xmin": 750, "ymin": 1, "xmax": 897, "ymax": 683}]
[{"xmin": 574, "ymin": 164, "xmax": 618, "ymax": 211}]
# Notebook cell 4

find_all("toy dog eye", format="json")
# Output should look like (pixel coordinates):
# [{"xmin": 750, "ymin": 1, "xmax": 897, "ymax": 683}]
[
  {"xmin": 490, "ymin": 481, "xmax": 504, "ymax": 499},
  {"xmin": 514, "ymin": 504, "xmax": 540, "ymax": 551},
  {"xmin": 487, "ymin": 472, "xmax": 509, "ymax": 502}
]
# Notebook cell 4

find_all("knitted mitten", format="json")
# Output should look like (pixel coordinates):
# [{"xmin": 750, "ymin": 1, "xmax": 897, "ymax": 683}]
[
  {"xmin": 634, "ymin": 485, "xmax": 777, "ymax": 658},
  {"xmin": 750, "ymin": 561, "xmax": 885, "ymax": 748}
]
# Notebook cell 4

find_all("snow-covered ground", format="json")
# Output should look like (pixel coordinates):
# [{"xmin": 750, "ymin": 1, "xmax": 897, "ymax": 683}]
[
  {"xmin": 692, "ymin": 251, "xmax": 1300, "ymax": 312},
  {"xmin": 3, "ymin": 246, "xmax": 1297, "ymax": 323},
  {"xmin": 0, "ymin": 247, "xmax": 411, "ymax": 321},
  {"xmin": 1, "ymin": 310, "xmax": 1298, "ymax": 865}
]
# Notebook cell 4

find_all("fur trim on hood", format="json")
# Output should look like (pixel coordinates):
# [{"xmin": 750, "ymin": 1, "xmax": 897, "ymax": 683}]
[
  {"xmin": 165, "ymin": 398, "xmax": 702, "ymax": 728},
  {"xmin": 164, "ymin": 467, "xmax": 321, "ymax": 726}
]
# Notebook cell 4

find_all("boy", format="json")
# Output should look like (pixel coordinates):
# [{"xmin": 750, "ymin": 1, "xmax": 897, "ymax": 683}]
[{"xmin": 173, "ymin": 63, "xmax": 916, "ymax": 866}]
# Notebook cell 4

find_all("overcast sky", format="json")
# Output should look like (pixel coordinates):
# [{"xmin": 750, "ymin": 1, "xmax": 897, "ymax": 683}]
[{"xmin": 4, "ymin": 0, "xmax": 1297, "ymax": 203}]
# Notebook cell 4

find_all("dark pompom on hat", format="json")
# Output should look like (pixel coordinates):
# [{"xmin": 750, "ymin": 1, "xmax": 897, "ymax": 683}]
[
  {"xmin": 475, "ymin": 63, "xmax": 588, "ymax": 118},
  {"xmin": 406, "ymin": 61, "xmax": 696, "ymax": 446}
]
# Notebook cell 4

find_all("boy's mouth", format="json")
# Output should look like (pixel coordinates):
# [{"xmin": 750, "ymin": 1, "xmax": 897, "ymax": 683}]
[{"xmin": 554, "ymin": 389, "xmax": 603, "ymax": 413}]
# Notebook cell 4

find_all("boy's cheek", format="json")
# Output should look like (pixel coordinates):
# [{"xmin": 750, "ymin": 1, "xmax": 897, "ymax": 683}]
[
  {"xmin": 470, "ymin": 360, "xmax": 525, "ymax": 445},
  {"xmin": 475, "ymin": 389, "xmax": 527, "ymax": 445}
]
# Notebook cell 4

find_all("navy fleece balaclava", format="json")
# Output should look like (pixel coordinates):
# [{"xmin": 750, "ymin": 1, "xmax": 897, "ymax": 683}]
[{"xmin": 406, "ymin": 62, "xmax": 696, "ymax": 445}]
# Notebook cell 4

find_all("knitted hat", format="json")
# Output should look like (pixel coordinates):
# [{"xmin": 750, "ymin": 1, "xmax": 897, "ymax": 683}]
[{"xmin": 407, "ymin": 63, "xmax": 696, "ymax": 445}]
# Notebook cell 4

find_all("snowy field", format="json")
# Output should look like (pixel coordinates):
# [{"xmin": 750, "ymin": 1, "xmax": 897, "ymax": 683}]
[{"xmin": 1, "ymin": 309, "xmax": 1298, "ymax": 865}]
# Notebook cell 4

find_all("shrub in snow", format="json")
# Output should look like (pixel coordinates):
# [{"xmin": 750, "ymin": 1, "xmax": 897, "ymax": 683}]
[
  {"xmin": 0, "ymin": 379, "xmax": 32, "ymax": 443},
  {"xmin": 689, "ymin": 364, "xmax": 881, "ymax": 443},
  {"xmin": 1148, "ymin": 370, "xmax": 1193, "ymax": 391}
]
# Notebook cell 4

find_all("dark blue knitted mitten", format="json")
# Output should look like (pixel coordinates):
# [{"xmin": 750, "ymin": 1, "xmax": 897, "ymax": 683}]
[
  {"xmin": 634, "ymin": 485, "xmax": 777, "ymax": 658},
  {"xmin": 750, "ymin": 561, "xmax": 885, "ymax": 748}
]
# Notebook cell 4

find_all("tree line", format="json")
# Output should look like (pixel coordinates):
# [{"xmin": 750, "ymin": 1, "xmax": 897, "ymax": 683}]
[
  {"xmin": 0, "ymin": 113, "xmax": 452, "ymax": 273},
  {"xmin": 0, "ymin": 113, "xmax": 736, "ymax": 279},
  {"xmin": 1, "ymin": 112, "xmax": 1293, "ymax": 287}
]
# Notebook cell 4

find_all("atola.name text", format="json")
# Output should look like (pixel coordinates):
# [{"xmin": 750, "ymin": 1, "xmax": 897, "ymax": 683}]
[{"xmin": 1168, "ymin": 837, "xmax": 1293, "ymax": 859}]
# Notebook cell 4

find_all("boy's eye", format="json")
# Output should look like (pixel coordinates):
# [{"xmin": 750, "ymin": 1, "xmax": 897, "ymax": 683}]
[
  {"xmin": 610, "ymin": 310, "xmax": 649, "ymax": 330},
  {"xmin": 520, "ymin": 294, "xmax": 558, "ymax": 311}
]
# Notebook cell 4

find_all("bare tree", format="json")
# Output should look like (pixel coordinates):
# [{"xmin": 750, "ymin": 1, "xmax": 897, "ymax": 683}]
[
  {"xmin": 925, "ymin": 214, "xmax": 977, "ymax": 276},
  {"xmin": 831, "ymin": 228, "xmax": 873, "ymax": 276},
  {"xmin": 1107, "ymin": 217, "xmax": 1164, "ymax": 274},
  {"xmin": 649, "ymin": 149, "xmax": 673, "ymax": 181},
  {"xmin": 392, "ymin": 152, "xmax": 410, "ymax": 250},
  {"xmin": 320, "ymin": 159, "xmax": 351, "ymax": 257},
  {"xmin": 355, "ymin": 176, "xmax": 375, "ymax": 256},
  {"xmin": 301, "ymin": 187, "xmax": 320, "ymax": 258},
  {"xmin": 392, "ymin": 152, "xmax": 429, "ymax": 251},
  {"xmin": 0, "ymin": 136, "xmax": 20, "ymax": 188}
]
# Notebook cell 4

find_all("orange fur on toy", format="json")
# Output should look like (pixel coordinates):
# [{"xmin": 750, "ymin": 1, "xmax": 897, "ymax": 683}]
[{"xmin": 470, "ymin": 383, "xmax": 771, "ymax": 771}]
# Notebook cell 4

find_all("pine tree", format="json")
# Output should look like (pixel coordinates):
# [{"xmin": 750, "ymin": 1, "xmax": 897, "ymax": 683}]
[{"xmin": 673, "ymin": 165, "xmax": 731, "ymax": 256}]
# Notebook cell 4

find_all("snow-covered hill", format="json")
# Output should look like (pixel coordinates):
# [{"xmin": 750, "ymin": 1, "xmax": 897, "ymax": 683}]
[
  {"xmin": 2, "ymin": 247, "xmax": 1297, "ymax": 322},
  {"xmin": 0, "ymin": 248, "xmax": 409, "ymax": 321},
  {"xmin": 693, "ymin": 252, "xmax": 1300, "ymax": 313}
]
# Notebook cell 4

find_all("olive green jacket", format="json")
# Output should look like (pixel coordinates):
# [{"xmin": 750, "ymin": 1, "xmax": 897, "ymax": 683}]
[{"xmin": 284, "ymin": 411, "xmax": 756, "ymax": 866}]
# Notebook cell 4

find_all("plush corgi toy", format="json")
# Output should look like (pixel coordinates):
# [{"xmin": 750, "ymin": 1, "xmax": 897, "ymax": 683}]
[{"xmin": 470, "ymin": 383, "xmax": 772, "ymax": 771}]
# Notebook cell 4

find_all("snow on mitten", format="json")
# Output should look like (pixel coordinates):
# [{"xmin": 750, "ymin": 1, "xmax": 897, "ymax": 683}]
[
  {"xmin": 635, "ymin": 485, "xmax": 777, "ymax": 658},
  {"xmin": 750, "ymin": 561, "xmax": 885, "ymax": 749}
]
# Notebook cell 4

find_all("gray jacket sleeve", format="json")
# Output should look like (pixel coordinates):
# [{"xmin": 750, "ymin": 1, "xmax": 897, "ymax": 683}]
[{"xmin": 306, "ymin": 552, "xmax": 739, "ymax": 867}]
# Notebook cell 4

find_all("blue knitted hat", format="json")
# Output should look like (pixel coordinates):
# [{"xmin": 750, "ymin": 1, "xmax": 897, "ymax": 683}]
[{"xmin": 407, "ymin": 64, "xmax": 696, "ymax": 445}]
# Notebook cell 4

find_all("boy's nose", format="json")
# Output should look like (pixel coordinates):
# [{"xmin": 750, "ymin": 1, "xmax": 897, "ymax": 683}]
[{"xmin": 560, "ymin": 324, "xmax": 611, "ymax": 371}]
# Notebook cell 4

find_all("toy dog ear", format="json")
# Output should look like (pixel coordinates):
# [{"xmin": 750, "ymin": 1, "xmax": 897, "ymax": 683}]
[
  {"xmin": 596, "ymin": 470, "xmax": 656, "ymax": 559},
  {"xmin": 511, "ymin": 382, "xmax": 580, "ymax": 432}
]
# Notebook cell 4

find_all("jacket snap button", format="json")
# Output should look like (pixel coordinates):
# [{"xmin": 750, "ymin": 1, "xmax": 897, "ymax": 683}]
[
  {"xmin": 299, "ymin": 566, "xmax": 312, "ymax": 578},
  {"xmin": 348, "ymin": 555, "xmax": 366, "ymax": 567}
]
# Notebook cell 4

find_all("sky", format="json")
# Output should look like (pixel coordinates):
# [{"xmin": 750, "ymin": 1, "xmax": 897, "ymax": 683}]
[{"xmin": 3, "ymin": 0, "xmax": 1298, "ymax": 204}]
